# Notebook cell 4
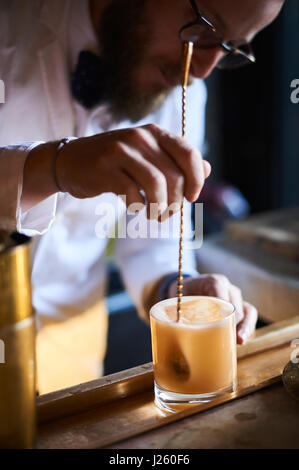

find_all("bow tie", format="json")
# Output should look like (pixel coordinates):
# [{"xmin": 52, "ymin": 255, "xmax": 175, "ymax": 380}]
[{"xmin": 71, "ymin": 50, "xmax": 105, "ymax": 109}]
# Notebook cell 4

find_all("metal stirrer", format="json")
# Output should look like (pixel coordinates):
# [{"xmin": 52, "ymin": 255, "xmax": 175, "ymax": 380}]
[{"xmin": 176, "ymin": 41, "xmax": 194, "ymax": 322}]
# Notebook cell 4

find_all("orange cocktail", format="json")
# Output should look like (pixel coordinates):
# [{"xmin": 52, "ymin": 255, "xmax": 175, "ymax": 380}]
[{"xmin": 150, "ymin": 296, "xmax": 237, "ymax": 412}]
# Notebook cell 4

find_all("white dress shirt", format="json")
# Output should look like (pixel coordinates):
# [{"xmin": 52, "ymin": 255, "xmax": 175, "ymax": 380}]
[{"xmin": 0, "ymin": 0, "xmax": 207, "ymax": 322}]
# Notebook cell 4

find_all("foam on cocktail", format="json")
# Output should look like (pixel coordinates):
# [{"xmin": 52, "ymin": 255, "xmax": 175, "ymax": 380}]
[{"xmin": 151, "ymin": 296, "xmax": 234, "ymax": 327}]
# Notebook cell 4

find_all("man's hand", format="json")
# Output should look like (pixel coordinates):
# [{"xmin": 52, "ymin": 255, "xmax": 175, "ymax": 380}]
[
  {"xmin": 168, "ymin": 274, "xmax": 258, "ymax": 345},
  {"xmin": 56, "ymin": 124, "xmax": 211, "ymax": 216},
  {"xmin": 22, "ymin": 124, "xmax": 211, "ymax": 215}
]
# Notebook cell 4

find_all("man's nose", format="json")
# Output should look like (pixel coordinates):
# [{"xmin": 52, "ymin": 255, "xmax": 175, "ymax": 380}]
[{"xmin": 191, "ymin": 47, "xmax": 225, "ymax": 79}]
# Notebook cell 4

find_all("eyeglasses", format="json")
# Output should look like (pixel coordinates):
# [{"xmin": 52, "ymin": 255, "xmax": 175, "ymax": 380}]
[{"xmin": 179, "ymin": 0, "xmax": 256, "ymax": 70}]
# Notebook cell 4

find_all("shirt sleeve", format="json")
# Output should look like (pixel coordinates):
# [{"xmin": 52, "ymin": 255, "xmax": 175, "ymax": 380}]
[
  {"xmin": 0, "ymin": 142, "xmax": 58, "ymax": 235},
  {"xmin": 114, "ymin": 201, "xmax": 199, "ymax": 322}
]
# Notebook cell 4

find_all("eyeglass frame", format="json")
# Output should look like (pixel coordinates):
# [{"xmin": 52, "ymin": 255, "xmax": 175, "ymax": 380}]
[{"xmin": 179, "ymin": 0, "xmax": 256, "ymax": 68}]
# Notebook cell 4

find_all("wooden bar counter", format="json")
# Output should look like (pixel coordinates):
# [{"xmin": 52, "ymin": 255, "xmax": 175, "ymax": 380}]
[
  {"xmin": 36, "ymin": 316, "xmax": 299, "ymax": 449},
  {"xmin": 110, "ymin": 383, "xmax": 299, "ymax": 449}
]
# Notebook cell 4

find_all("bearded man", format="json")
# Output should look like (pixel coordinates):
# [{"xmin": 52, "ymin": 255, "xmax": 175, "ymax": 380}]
[{"xmin": 0, "ymin": 0, "xmax": 284, "ymax": 393}]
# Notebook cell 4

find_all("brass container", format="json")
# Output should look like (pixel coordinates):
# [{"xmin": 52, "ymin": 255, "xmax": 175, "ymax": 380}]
[{"xmin": 0, "ymin": 231, "xmax": 36, "ymax": 448}]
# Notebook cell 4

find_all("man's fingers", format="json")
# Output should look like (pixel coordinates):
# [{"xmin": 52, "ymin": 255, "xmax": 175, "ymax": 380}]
[
  {"xmin": 203, "ymin": 160, "xmax": 211, "ymax": 179},
  {"xmin": 118, "ymin": 142, "xmax": 168, "ymax": 215},
  {"xmin": 118, "ymin": 124, "xmax": 211, "ymax": 210},
  {"xmin": 237, "ymin": 301, "xmax": 258, "ymax": 345},
  {"xmin": 58, "ymin": 126, "xmax": 210, "ymax": 204},
  {"xmin": 204, "ymin": 274, "xmax": 231, "ymax": 302},
  {"xmin": 204, "ymin": 276, "xmax": 245, "ymax": 325},
  {"xmin": 229, "ymin": 285, "xmax": 244, "ymax": 325},
  {"xmin": 146, "ymin": 123, "xmax": 208, "ymax": 202},
  {"xmin": 140, "ymin": 143, "xmax": 185, "ymax": 212},
  {"xmin": 117, "ymin": 171, "xmax": 145, "ymax": 209}
]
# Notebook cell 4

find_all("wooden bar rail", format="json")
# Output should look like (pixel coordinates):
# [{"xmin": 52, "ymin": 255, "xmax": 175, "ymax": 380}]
[
  {"xmin": 237, "ymin": 315, "xmax": 299, "ymax": 359},
  {"xmin": 36, "ymin": 316, "xmax": 299, "ymax": 449}
]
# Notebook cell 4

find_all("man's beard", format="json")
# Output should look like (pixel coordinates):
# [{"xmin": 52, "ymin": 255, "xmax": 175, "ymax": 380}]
[{"xmin": 95, "ymin": 0, "xmax": 172, "ymax": 123}]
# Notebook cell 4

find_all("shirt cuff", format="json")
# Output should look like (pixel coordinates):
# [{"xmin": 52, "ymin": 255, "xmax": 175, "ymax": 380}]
[
  {"xmin": 0, "ymin": 141, "xmax": 58, "ymax": 235},
  {"xmin": 17, "ymin": 142, "xmax": 59, "ymax": 236},
  {"xmin": 158, "ymin": 272, "xmax": 196, "ymax": 302},
  {"xmin": 18, "ymin": 193, "xmax": 58, "ymax": 236},
  {"xmin": 0, "ymin": 142, "xmax": 43, "ymax": 230}
]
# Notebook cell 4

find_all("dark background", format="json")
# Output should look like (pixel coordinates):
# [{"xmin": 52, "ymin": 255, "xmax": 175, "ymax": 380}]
[
  {"xmin": 205, "ymin": 1, "xmax": 299, "ymax": 212},
  {"xmin": 105, "ymin": 1, "xmax": 299, "ymax": 375}
]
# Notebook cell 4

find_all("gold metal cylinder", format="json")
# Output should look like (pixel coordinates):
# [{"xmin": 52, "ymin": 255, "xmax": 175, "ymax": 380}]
[{"xmin": 0, "ymin": 232, "xmax": 36, "ymax": 449}]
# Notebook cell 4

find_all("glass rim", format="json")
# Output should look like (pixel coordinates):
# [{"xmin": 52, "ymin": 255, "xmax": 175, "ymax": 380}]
[{"xmin": 150, "ymin": 295, "xmax": 235, "ymax": 329}]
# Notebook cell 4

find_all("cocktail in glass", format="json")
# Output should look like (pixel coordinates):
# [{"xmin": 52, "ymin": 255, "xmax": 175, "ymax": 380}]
[{"xmin": 150, "ymin": 296, "xmax": 237, "ymax": 412}]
